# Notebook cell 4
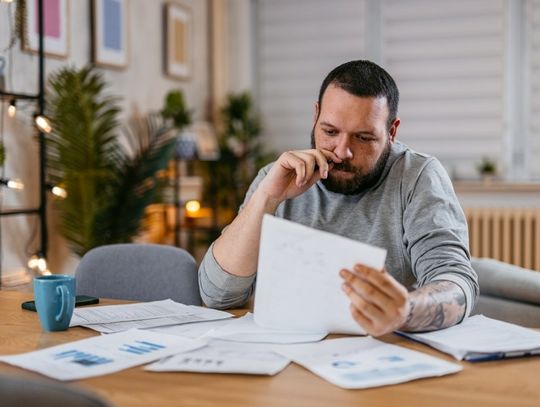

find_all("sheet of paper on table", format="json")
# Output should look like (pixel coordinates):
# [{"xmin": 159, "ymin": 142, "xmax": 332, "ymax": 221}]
[
  {"xmin": 149, "ymin": 318, "xmax": 234, "ymax": 339},
  {"xmin": 0, "ymin": 329, "xmax": 206, "ymax": 381},
  {"xmin": 397, "ymin": 315, "xmax": 540, "ymax": 361},
  {"xmin": 146, "ymin": 339, "xmax": 290, "ymax": 375},
  {"xmin": 70, "ymin": 299, "xmax": 233, "ymax": 333},
  {"xmin": 202, "ymin": 313, "xmax": 327, "ymax": 344},
  {"xmin": 254, "ymin": 215, "xmax": 387, "ymax": 335},
  {"xmin": 273, "ymin": 337, "xmax": 462, "ymax": 389}
]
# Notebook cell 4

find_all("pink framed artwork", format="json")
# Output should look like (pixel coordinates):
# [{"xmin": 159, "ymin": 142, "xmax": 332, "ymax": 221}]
[{"xmin": 23, "ymin": 0, "xmax": 69, "ymax": 58}]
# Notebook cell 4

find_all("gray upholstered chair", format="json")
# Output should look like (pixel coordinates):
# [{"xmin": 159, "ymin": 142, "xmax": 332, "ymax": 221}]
[
  {"xmin": 471, "ymin": 257, "xmax": 540, "ymax": 328},
  {"xmin": 76, "ymin": 243, "xmax": 202, "ymax": 305},
  {"xmin": 0, "ymin": 373, "xmax": 114, "ymax": 407}
]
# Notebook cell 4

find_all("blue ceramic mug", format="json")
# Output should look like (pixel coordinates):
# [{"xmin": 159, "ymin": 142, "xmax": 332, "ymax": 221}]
[{"xmin": 33, "ymin": 275, "xmax": 75, "ymax": 332}]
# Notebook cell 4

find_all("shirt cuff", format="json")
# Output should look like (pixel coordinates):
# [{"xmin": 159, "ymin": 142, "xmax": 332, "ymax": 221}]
[{"xmin": 199, "ymin": 242, "xmax": 256, "ymax": 308}]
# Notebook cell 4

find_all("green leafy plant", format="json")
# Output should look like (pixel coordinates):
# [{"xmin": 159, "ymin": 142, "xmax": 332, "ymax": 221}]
[
  {"xmin": 47, "ymin": 66, "xmax": 175, "ymax": 256},
  {"xmin": 477, "ymin": 157, "xmax": 497, "ymax": 176},
  {"xmin": 161, "ymin": 90, "xmax": 192, "ymax": 130},
  {"xmin": 206, "ymin": 92, "xmax": 275, "ymax": 217}
]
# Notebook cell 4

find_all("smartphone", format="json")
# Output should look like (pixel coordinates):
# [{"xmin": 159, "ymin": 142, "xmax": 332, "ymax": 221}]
[{"xmin": 21, "ymin": 295, "xmax": 99, "ymax": 312}]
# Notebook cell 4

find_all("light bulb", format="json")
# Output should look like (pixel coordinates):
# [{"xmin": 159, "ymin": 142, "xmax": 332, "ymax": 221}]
[
  {"xmin": 28, "ymin": 254, "xmax": 49, "ymax": 274},
  {"xmin": 185, "ymin": 200, "xmax": 201, "ymax": 214},
  {"xmin": 6, "ymin": 179, "xmax": 24, "ymax": 190},
  {"xmin": 0, "ymin": 178, "xmax": 24, "ymax": 190},
  {"xmin": 35, "ymin": 115, "xmax": 52, "ymax": 133},
  {"xmin": 51, "ymin": 185, "xmax": 68, "ymax": 199},
  {"xmin": 7, "ymin": 100, "xmax": 16, "ymax": 118}
]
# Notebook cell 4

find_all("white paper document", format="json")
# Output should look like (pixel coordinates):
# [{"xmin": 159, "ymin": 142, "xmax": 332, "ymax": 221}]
[
  {"xmin": 254, "ymin": 215, "xmax": 387, "ymax": 335},
  {"xmin": 0, "ymin": 329, "xmax": 206, "ymax": 381},
  {"xmin": 273, "ymin": 337, "xmax": 462, "ymax": 389},
  {"xmin": 149, "ymin": 319, "xmax": 234, "ymax": 339},
  {"xmin": 146, "ymin": 339, "xmax": 290, "ymax": 375},
  {"xmin": 70, "ymin": 299, "xmax": 233, "ymax": 333},
  {"xmin": 398, "ymin": 315, "xmax": 540, "ymax": 361},
  {"xmin": 202, "ymin": 313, "xmax": 327, "ymax": 344}
]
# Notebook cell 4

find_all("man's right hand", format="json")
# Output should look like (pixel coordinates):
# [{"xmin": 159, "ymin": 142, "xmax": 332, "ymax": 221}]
[
  {"xmin": 212, "ymin": 148, "xmax": 341, "ymax": 278},
  {"xmin": 256, "ymin": 148, "xmax": 342, "ymax": 208}
]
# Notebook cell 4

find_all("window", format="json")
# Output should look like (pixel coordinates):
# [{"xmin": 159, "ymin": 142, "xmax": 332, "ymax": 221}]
[{"xmin": 254, "ymin": 0, "xmax": 540, "ymax": 181}]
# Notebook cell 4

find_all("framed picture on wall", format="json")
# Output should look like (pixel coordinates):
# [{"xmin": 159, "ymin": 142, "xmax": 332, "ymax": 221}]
[
  {"xmin": 164, "ymin": 2, "xmax": 192, "ymax": 80},
  {"xmin": 91, "ymin": 0, "xmax": 129, "ymax": 68},
  {"xmin": 22, "ymin": 0, "xmax": 69, "ymax": 58}
]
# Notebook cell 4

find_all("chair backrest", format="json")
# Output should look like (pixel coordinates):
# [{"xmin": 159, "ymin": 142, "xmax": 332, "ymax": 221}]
[
  {"xmin": 471, "ymin": 257, "xmax": 540, "ymax": 327},
  {"xmin": 0, "ymin": 373, "xmax": 114, "ymax": 407},
  {"xmin": 75, "ymin": 244, "xmax": 202, "ymax": 305}
]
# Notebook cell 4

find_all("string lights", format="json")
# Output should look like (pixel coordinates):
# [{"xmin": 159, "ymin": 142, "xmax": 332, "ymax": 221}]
[
  {"xmin": 46, "ymin": 184, "xmax": 67, "ymax": 199},
  {"xmin": 7, "ymin": 99, "xmax": 16, "ymax": 118},
  {"xmin": 27, "ymin": 253, "xmax": 50, "ymax": 275},
  {"xmin": 0, "ymin": 177, "xmax": 24, "ymax": 190},
  {"xmin": 34, "ymin": 114, "xmax": 52, "ymax": 134}
]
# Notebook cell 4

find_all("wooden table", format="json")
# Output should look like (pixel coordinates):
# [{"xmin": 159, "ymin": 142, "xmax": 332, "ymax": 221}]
[{"xmin": 1, "ymin": 291, "xmax": 539, "ymax": 407}]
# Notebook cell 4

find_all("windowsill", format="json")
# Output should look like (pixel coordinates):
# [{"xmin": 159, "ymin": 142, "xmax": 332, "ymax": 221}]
[{"xmin": 453, "ymin": 180, "xmax": 540, "ymax": 193}]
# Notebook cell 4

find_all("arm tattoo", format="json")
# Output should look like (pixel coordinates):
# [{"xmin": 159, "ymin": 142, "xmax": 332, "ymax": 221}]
[{"xmin": 401, "ymin": 281, "xmax": 466, "ymax": 332}]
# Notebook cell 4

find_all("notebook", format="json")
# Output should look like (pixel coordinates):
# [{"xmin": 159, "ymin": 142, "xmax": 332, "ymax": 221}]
[{"xmin": 398, "ymin": 315, "xmax": 540, "ymax": 361}]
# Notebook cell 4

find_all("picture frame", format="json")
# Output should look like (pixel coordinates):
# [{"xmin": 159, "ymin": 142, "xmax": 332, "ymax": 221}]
[
  {"xmin": 22, "ymin": 0, "xmax": 69, "ymax": 58},
  {"xmin": 91, "ymin": 0, "xmax": 129, "ymax": 69},
  {"xmin": 164, "ymin": 2, "xmax": 192, "ymax": 80}
]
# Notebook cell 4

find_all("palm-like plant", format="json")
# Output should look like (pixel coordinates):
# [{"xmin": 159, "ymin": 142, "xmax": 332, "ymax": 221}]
[{"xmin": 47, "ymin": 66, "xmax": 175, "ymax": 256}]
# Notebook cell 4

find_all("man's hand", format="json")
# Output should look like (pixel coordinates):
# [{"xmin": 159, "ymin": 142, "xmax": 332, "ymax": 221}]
[
  {"xmin": 340, "ymin": 264, "xmax": 410, "ymax": 336},
  {"xmin": 256, "ymin": 148, "xmax": 342, "ymax": 208},
  {"xmin": 340, "ymin": 265, "xmax": 468, "ymax": 335}
]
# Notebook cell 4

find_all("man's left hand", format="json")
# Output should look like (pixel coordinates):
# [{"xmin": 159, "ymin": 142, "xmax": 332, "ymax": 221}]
[{"xmin": 340, "ymin": 264, "xmax": 410, "ymax": 336}]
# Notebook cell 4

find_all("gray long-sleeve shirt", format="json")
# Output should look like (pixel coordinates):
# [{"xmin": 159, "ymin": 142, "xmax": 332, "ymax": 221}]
[{"xmin": 199, "ymin": 141, "xmax": 479, "ymax": 316}]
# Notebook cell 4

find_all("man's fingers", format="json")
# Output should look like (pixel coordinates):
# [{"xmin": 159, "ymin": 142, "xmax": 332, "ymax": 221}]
[
  {"xmin": 342, "ymin": 283, "xmax": 386, "ymax": 320},
  {"xmin": 341, "ymin": 270, "xmax": 397, "ymax": 311},
  {"xmin": 294, "ymin": 151, "xmax": 319, "ymax": 184},
  {"xmin": 279, "ymin": 151, "xmax": 310, "ymax": 187},
  {"xmin": 280, "ymin": 149, "xmax": 336, "ymax": 186},
  {"xmin": 349, "ymin": 304, "xmax": 374, "ymax": 332},
  {"xmin": 351, "ymin": 265, "xmax": 408, "ymax": 305}
]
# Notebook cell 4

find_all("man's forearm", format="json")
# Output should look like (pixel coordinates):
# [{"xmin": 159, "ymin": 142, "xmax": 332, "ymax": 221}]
[
  {"xmin": 400, "ymin": 281, "xmax": 466, "ymax": 332},
  {"xmin": 213, "ymin": 189, "xmax": 280, "ymax": 277}
]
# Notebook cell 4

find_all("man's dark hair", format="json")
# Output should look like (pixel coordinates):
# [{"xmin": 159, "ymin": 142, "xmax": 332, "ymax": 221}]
[{"xmin": 317, "ymin": 60, "xmax": 399, "ymax": 130}]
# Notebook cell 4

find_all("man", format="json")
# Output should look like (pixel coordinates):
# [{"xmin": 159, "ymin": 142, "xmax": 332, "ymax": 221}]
[{"xmin": 199, "ymin": 60, "xmax": 478, "ymax": 336}]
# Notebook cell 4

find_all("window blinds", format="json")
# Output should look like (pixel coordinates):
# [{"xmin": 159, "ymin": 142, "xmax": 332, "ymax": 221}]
[
  {"xmin": 381, "ymin": 0, "xmax": 507, "ymax": 178},
  {"xmin": 528, "ymin": 0, "xmax": 540, "ymax": 178},
  {"xmin": 254, "ymin": 0, "xmax": 368, "ymax": 151}
]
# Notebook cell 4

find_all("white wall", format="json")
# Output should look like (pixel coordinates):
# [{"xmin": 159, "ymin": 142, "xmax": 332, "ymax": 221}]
[{"xmin": 0, "ymin": 0, "xmax": 210, "ymax": 279}]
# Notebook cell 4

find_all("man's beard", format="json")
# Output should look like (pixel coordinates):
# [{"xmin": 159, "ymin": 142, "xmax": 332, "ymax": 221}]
[{"xmin": 311, "ymin": 129, "xmax": 392, "ymax": 195}]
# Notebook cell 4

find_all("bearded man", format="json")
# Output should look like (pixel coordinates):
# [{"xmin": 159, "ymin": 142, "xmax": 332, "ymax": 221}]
[{"xmin": 198, "ymin": 60, "xmax": 478, "ymax": 336}]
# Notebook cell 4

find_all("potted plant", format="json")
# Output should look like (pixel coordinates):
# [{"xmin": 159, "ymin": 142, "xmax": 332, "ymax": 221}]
[
  {"xmin": 476, "ymin": 157, "xmax": 497, "ymax": 183},
  {"xmin": 206, "ymin": 92, "xmax": 275, "ymax": 221},
  {"xmin": 47, "ymin": 66, "xmax": 176, "ymax": 256}
]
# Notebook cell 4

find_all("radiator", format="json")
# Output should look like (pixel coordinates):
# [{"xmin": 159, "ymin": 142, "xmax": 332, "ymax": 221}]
[{"xmin": 464, "ymin": 208, "xmax": 540, "ymax": 271}]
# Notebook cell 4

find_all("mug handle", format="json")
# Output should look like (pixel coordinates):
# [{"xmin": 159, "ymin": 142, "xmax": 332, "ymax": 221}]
[{"xmin": 55, "ymin": 285, "xmax": 72, "ymax": 322}]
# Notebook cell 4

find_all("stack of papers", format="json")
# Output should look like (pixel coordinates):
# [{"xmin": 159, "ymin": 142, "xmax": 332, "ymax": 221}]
[
  {"xmin": 70, "ymin": 299, "xmax": 233, "ymax": 333},
  {"xmin": 0, "ymin": 329, "xmax": 205, "ymax": 381},
  {"xmin": 273, "ymin": 337, "xmax": 461, "ymax": 389},
  {"xmin": 398, "ymin": 315, "xmax": 540, "ymax": 361}
]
